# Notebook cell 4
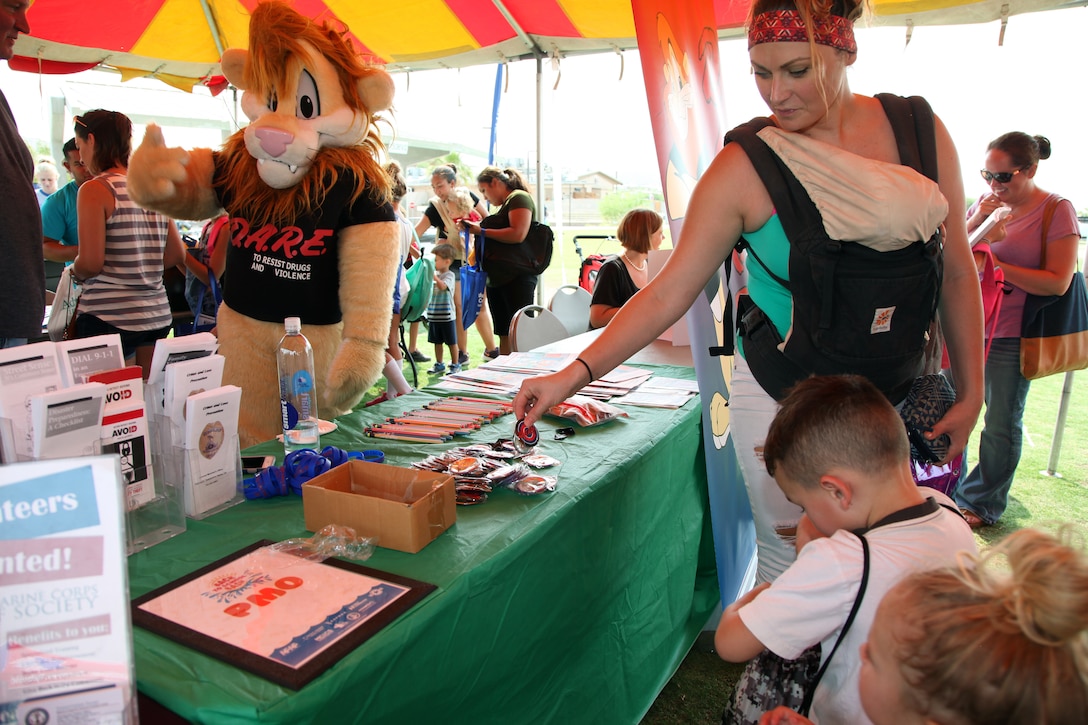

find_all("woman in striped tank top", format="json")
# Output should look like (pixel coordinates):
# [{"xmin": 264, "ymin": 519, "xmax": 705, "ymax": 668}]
[{"xmin": 71, "ymin": 110, "xmax": 185, "ymax": 378}]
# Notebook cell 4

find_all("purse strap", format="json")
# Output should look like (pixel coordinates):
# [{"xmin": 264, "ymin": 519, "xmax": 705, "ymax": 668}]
[
  {"xmin": 1036, "ymin": 195, "xmax": 1063, "ymax": 269},
  {"xmin": 799, "ymin": 535, "xmax": 869, "ymax": 716},
  {"xmin": 798, "ymin": 496, "xmax": 949, "ymax": 716}
]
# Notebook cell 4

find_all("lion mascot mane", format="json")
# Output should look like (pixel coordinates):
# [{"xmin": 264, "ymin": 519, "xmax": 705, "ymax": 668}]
[{"xmin": 129, "ymin": 1, "xmax": 399, "ymax": 446}]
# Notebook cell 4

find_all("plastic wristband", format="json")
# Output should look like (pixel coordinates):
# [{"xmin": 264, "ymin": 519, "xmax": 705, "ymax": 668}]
[
  {"xmin": 574, "ymin": 357, "xmax": 595, "ymax": 383},
  {"xmin": 243, "ymin": 446, "xmax": 383, "ymax": 499}
]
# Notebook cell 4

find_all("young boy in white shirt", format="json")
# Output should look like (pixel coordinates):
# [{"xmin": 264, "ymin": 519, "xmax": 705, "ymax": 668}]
[{"xmin": 715, "ymin": 374, "xmax": 977, "ymax": 724}]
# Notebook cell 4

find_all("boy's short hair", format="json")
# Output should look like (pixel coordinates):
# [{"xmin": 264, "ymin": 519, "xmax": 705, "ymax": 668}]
[
  {"xmin": 432, "ymin": 243, "xmax": 456, "ymax": 260},
  {"xmin": 763, "ymin": 374, "xmax": 909, "ymax": 488}
]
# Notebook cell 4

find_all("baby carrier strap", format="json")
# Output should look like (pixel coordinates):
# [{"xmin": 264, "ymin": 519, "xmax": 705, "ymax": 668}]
[
  {"xmin": 875, "ymin": 93, "xmax": 938, "ymax": 183},
  {"xmin": 724, "ymin": 118, "xmax": 821, "ymax": 272},
  {"xmin": 725, "ymin": 93, "xmax": 938, "ymax": 270}
]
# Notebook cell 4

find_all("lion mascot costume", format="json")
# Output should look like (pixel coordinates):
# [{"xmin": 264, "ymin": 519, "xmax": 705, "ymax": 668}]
[{"xmin": 129, "ymin": 1, "xmax": 399, "ymax": 447}]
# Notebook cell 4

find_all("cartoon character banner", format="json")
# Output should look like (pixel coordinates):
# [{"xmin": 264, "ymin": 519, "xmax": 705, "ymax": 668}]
[{"xmin": 632, "ymin": 0, "xmax": 756, "ymax": 605}]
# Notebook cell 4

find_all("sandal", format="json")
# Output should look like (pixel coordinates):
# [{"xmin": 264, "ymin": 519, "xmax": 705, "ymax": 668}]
[
  {"xmin": 959, "ymin": 508, "xmax": 986, "ymax": 530},
  {"xmin": 364, "ymin": 392, "xmax": 389, "ymax": 407}
]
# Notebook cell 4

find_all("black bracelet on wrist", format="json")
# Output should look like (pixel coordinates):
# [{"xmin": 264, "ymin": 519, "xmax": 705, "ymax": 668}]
[{"xmin": 574, "ymin": 357, "xmax": 595, "ymax": 384}]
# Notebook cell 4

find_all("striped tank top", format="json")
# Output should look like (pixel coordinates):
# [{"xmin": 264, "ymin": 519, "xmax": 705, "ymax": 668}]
[{"xmin": 78, "ymin": 173, "xmax": 172, "ymax": 331}]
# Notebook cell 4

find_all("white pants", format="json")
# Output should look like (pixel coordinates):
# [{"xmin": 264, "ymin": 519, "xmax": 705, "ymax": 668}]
[{"xmin": 730, "ymin": 355, "xmax": 803, "ymax": 583}]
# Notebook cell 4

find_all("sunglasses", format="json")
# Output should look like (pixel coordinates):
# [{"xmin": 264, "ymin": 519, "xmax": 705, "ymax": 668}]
[
  {"xmin": 73, "ymin": 115, "xmax": 87, "ymax": 128},
  {"xmin": 980, "ymin": 168, "xmax": 1024, "ymax": 184}
]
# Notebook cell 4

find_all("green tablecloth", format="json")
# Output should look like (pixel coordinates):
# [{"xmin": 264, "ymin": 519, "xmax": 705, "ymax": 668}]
[{"xmin": 129, "ymin": 364, "xmax": 719, "ymax": 724}]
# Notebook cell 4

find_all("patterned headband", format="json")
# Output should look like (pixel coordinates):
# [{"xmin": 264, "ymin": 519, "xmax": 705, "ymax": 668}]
[{"xmin": 747, "ymin": 10, "xmax": 857, "ymax": 54}]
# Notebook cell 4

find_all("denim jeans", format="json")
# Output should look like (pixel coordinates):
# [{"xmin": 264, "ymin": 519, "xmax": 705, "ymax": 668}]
[
  {"xmin": 0, "ymin": 338, "xmax": 28, "ymax": 348},
  {"xmin": 954, "ymin": 337, "xmax": 1031, "ymax": 524}
]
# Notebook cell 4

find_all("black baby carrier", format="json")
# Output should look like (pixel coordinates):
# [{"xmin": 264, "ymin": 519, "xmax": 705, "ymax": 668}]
[{"xmin": 721, "ymin": 94, "xmax": 944, "ymax": 404}]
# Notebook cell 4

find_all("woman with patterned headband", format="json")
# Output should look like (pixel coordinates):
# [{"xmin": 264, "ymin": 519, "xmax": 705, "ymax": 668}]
[{"xmin": 514, "ymin": 0, "xmax": 984, "ymax": 584}]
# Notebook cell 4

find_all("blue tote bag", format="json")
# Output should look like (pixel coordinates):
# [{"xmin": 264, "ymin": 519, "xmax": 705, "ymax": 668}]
[{"xmin": 460, "ymin": 229, "xmax": 486, "ymax": 329}]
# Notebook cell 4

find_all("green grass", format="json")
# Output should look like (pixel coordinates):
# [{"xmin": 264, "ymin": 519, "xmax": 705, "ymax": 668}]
[{"xmin": 367, "ymin": 229, "xmax": 1088, "ymax": 724}]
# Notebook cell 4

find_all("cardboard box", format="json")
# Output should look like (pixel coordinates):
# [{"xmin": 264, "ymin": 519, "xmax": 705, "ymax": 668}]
[{"xmin": 302, "ymin": 460, "xmax": 455, "ymax": 553}]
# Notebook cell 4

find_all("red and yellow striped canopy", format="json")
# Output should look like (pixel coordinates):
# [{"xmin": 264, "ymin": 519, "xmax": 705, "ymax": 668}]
[{"xmin": 12, "ymin": 0, "xmax": 1075, "ymax": 91}]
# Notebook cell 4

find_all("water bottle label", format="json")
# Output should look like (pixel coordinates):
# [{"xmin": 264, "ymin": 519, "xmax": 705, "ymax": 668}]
[
  {"xmin": 290, "ymin": 370, "xmax": 314, "ymax": 395},
  {"xmin": 281, "ymin": 399, "xmax": 299, "ymax": 431}
]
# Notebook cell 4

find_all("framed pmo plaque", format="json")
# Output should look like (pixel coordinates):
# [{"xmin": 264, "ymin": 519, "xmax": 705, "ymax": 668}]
[{"xmin": 132, "ymin": 540, "xmax": 435, "ymax": 689}]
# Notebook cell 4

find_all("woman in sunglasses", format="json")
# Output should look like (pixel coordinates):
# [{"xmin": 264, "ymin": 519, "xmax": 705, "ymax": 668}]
[
  {"xmin": 955, "ymin": 133, "xmax": 1081, "ymax": 529},
  {"xmin": 70, "ymin": 110, "xmax": 186, "ymax": 377}
]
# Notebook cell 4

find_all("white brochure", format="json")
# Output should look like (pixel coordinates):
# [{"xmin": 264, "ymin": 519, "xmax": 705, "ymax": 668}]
[
  {"xmin": 54, "ymin": 335, "xmax": 125, "ymax": 387},
  {"xmin": 183, "ymin": 385, "xmax": 242, "ymax": 516},
  {"xmin": 0, "ymin": 456, "xmax": 136, "ymax": 723},
  {"xmin": 0, "ymin": 341, "xmax": 63, "ymax": 463},
  {"xmin": 29, "ymin": 382, "xmax": 107, "ymax": 460}
]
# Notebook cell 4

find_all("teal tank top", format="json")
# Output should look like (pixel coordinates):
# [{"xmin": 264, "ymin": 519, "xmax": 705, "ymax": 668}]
[{"xmin": 737, "ymin": 213, "xmax": 792, "ymax": 357}]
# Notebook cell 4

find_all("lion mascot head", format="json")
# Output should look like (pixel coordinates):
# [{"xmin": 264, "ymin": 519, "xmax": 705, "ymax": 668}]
[{"xmin": 130, "ymin": 0, "xmax": 401, "ymax": 446}]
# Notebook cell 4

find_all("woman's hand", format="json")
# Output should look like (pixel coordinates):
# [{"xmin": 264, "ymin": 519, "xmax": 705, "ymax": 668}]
[
  {"xmin": 968, "ymin": 193, "xmax": 1006, "ymax": 231},
  {"xmin": 514, "ymin": 365, "xmax": 589, "ymax": 427},
  {"xmin": 461, "ymin": 220, "xmax": 482, "ymax": 236},
  {"xmin": 927, "ymin": 399, "xmax": 980, "ymax": 464}
]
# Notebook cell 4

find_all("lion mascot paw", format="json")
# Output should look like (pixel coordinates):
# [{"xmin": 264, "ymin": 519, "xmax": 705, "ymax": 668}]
[{"xmin": 130, "ymin": 0, "xmax": 399, "ymax": 447}]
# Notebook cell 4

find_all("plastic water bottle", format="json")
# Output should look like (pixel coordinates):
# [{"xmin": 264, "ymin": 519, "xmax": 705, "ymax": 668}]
[{"xmin": 277, "ymin": 316, "xmax": 320, "ymax": 453}]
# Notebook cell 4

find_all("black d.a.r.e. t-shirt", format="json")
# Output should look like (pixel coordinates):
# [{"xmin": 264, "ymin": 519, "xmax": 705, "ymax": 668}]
[{"xmin": 216, "ymin": 168, "xmax": 396, "ymax": 325}]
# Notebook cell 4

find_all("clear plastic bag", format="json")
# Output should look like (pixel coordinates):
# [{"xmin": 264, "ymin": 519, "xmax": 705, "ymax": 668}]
[
  {"xmin": 266, "ymin": 524, "xmax": 375, "ymax": 563},
  {"xmin": 546, "ymin": 395, "xmax": 628, "ymax": 427}
]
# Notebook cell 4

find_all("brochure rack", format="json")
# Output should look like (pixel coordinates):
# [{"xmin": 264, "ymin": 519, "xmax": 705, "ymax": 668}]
[
  {"xmin": 147, "ymin": 383, "xmax": 243, "ymax": 521},
  {"xmin": 1, "ymin": 413, "xmax": 184, "ymax": 556},
  {"xmin": 123, "ymin": 451, "xmax": 186, "ymax": 555},
  {"xmin": 180, "ymin": 434, "xmax": 244, "ymax": 520},
  {"xmin": 0, "ymin": 417, "xmax": 103, "ymax": 462}
]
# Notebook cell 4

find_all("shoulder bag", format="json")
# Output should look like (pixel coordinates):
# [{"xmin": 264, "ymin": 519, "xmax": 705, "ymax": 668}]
[
  {"xmin": 475, "ymin": 223, "xmax": 554, "ymax": 282},
  {"xmin": 1019, "ymin": 196, "xmax": 1088, "ymax": 380},
  {"xmin": 48, "ymin": 265, "xmax": 82, "ymax": 341}
]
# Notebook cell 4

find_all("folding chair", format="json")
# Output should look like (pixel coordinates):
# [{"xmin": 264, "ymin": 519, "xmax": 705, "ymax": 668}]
[
  {"xmin": 548, "ymin": 284, "xmax": 592, "ymax": 336},
  {"xmin": 510, "ymin": 305, "xmax": 569, "ymax": 352}
]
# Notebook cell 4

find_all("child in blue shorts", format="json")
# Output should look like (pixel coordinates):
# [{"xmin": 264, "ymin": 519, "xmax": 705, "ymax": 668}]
[{"xmin": 426, "ymin": 244, "xmax": 459, "ymax": 375}]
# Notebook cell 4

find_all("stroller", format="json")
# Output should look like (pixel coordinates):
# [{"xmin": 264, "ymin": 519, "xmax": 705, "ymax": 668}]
[{"xmin": 573, "ymin": 235, "xmax": 614, "ymax": 293}]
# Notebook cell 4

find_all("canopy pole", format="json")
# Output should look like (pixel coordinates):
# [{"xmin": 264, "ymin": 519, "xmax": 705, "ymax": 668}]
[
  {"xmin": 488, "ymin": 64, "xmax": 502, "ymax": 164},
  {"xmin": 535, "ymin": 53, "xmax": 544, "ymax": 305},
  {"xmin": 198, "ymin": 0, "xmax": 226, "ymax": 57},
  {"xmin": 1042, "ymin": 241, "xmax": 1088, "ymax": 476},
  {"xmin": 1043, "ymin": 371, "xmax": 1074, "ymax": 477}
]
